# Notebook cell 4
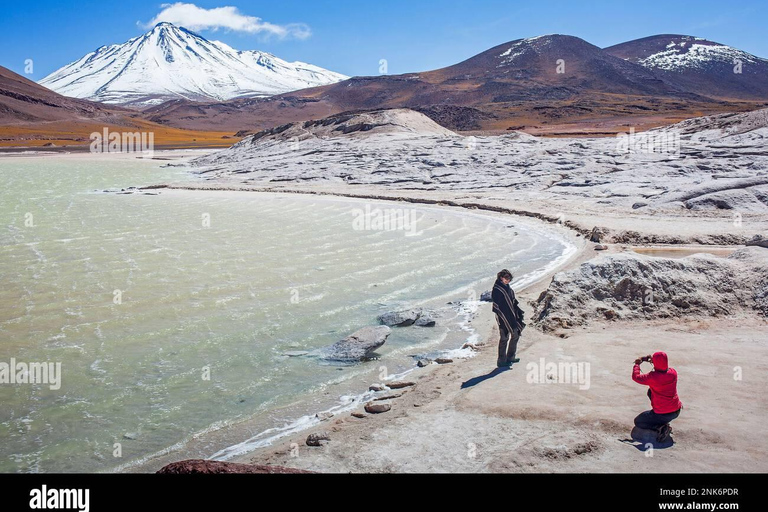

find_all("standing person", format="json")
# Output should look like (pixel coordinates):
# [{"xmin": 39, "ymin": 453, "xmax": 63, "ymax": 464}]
[
  {"xmin": 492, "ymin": 269, "xmax": 525, "ymax": 368},
  {"xmin": 632, "ymin": 352, "xmax": 683, "ymax": 442}
]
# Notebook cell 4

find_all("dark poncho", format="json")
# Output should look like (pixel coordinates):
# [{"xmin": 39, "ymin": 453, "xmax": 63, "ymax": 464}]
[{"xmin": 492, "ymin": 278, "xmax": 525, "ymax": 332}]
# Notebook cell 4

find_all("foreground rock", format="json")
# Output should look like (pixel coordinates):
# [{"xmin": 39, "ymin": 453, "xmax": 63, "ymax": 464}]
[
  {"xmin": 378, "ymin": 308, "xmax": 436, "ymax": 327},
  {"xmin": 747, "ymin": 235, "xmax": 768, "ymax": 249},
  {"xmin": 321, "ymin": 326, "xmax": 391, "ymax": 361},
  {"xmin": 365, "ymin": 403, "xmax": 392, "ymax": 414},
  {"xmin": 306, "ymin": 432, "xmax": 331, "ymax": 446},
  {"xmin": 388, "ymin": 381, "xmax": 416, "ymax": 389},
  {"xmin": 157, "ymin": 460, "xmax": 314, "ymax": 474},
  {"xmin": 532, "ymin": 247, "xmax": 768, "ymax": 331},
  {"xmin": 414, "ymin": 315, "xmax": 436, "ymax": 327},
  {"xmin": 378, "ymin": 309, "xmax": 422, "ymax": 327}
]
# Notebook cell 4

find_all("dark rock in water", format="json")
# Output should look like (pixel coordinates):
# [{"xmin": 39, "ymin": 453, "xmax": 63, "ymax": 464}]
[
  {"xmin": 388, "ymin": 381, "xmax": 415, "ymax": 389},
  {"xmin": 323, "ymin": 326, "xmax": 391, "ymax": 361},
  {"xmin": 157, "ymin": 459, "xmax": 314, "ymax": 474},
  {"xmin": 306, "ymin": 432, "xmax": 331, "ymax": 446},
  {"xmin": 378, "ymin": 309, "xmax": 423, "ymax": 326},
  {"xmin": 480, "ymin": 291, "xmax": 492, "ymax": 302},
  {"xmin": 414, "ymin": 315, "xmax": 436, "ymax": 327},
  {"xmin": 632, "ymin": 202, "xmax": 648, "ymax": 209},
  {"xmin": 364, "ymin": 403, "xmax": 391, "ymax": 414},
  {"xmin": 123, "ymin": 433, "xmax": 138, "ymax": 440},
  {"xmin": 284, "ymin": 350, "xmax": 310, "ymax": 357},
  {"xmin": 369, "ymin": 383, "xmax": 386, "ymax": 391},
  {"xmin": 417, "ymin": 359, "xmax": 432, "ymax": 367},
  {"xmin": 435, "ymin": 358, "xmax": 453, "ymax": 364}
]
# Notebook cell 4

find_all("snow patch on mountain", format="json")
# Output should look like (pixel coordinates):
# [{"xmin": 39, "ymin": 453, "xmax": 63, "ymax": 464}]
[
  {"xmin": 39, "ymin": 22, "xmax": 348, "ymax": 107},
  {"xmin": 498, "ymin": 35, "xmax": 554, "ymax": 66},
  {"xmin": 638, "ymin": 38, "xmax": 764, "ymax": 71}
]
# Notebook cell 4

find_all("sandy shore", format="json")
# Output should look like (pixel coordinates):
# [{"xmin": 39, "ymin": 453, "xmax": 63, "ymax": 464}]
[
  {"xmin": 147, "ymin": 182, "xmax": 760, "ymax": 473},
  {"xmin": 168, "ymin": 110, "xmax": 768, "ymax": 473},
  {"xmin": 11, "ymin": 125, "xmax": 765, "ymax": 473},
  {"xmin": 223, "ymin": 237, "xmax": 767, "ymax": 472}
]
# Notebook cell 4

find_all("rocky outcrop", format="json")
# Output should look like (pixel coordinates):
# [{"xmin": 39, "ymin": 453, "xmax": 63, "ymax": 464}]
[
  {"xmin": 306, "ymin": 432, "xmax": 331, "ymax": 446},
  {"xmin": 157, "ymin": 460, "xmax": 314, "ymax": 474},
  {"xmin": 364, "ymin": 403, "xmax": 392, "ymax": 414},
  {"xmin": 532, "ymin": 247, "xmax": 768, "ymax": 330},
  {"xmin": 387, "ymin": 381, "xmax": 415, "ymax": 389},
  {"xmin": 202, "ymin": 109, "xmax": 457, "ymax": 155},
  {"xmin": 414, "ymin": 315, "xmax": 436, "ymax": 327},
  {"xmin": 747, "ymin": 235, "xmax": 768, "ymax": 249},
  {"xmin": 378, "ymin": 309, "xmax": 423, "ymax": 327},
  {"xmin": 321, "ymin": 326, "xmax": 391, "ymax": 361},
  {"xmin": 413, "ymin": 105, "xmax": 498, "ymax": 131},
  {"xmin": 378, "ymin": 308, "xmax": 436, "ymax": 327},
  {"xmin": 589, "ymin": 226, "xmax": 608, "ymax": 243}
]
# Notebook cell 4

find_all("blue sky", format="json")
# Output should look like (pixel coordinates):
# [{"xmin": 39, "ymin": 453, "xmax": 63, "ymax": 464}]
[{"xmin": 1, "ymin": 0, "xmax": 767, "ymax": 80}]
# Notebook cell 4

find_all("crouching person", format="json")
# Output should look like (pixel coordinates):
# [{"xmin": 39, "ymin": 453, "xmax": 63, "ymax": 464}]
[{"xmin": 632, "ymin": 351, "xmax": 683, "ymax": 442}]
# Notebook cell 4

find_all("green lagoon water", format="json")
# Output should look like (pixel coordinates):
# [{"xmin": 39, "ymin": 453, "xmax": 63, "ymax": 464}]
[{"xmin": 0, "ymin": 154, "xmax": 574, "ymax": 472}]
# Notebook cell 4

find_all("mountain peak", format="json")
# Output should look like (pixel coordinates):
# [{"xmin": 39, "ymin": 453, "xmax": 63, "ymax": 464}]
[
  {"xmin": 604, "ymin": 34, "xmax": 768, "ymax": 100},
  {"xmin": 39, "ymin": 26, "xmax": 348, "ymax": 107},
  {"xmin": 605, "ymin": 34, "xmax": 766, "ymax": 68},
  {"xmin": 151, "ymin": 21, "xmax": 181, "ymax": 31}
]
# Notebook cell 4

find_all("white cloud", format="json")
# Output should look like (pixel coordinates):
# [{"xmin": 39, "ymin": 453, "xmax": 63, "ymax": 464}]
[{"xmin": 140, "ymin": 3, "xmax": 311, "ymax": 39}]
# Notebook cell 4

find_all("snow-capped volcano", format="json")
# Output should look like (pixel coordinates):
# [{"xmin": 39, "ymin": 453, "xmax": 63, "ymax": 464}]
[
  {"xmin": 39, "ymin": 22, "xmax": 348, "ymax": 107},
  {"xmin": 605, "ymin": 35, "xmax": 768, "ymax": 100},
  {"xmin": 607, "ymin": 35, "xmax": 765, "ymax": 71}
]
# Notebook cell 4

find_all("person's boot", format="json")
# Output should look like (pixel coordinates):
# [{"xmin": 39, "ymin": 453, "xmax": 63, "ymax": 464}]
[
  {"xmin": 508, "ymin": 357, "xmax": 520, "ymax": 364},
  {"xmin": 656, "ymin": 423, "xmax": 672, "ymax": 443}
]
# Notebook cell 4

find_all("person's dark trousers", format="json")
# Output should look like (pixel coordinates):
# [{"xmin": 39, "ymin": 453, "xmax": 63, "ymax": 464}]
[
  {"xmin": 497, "ymin": 322, "xmax": 520, "ymax": 366},
  {"xmin": 634, "ymin": 390, "xmax": 681, "ymax": 429}
]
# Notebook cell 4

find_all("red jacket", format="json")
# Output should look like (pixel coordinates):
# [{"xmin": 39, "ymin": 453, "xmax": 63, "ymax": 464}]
[{"xmin": 632, "ymin": 352, "xmax": 683, "ymax": 414}]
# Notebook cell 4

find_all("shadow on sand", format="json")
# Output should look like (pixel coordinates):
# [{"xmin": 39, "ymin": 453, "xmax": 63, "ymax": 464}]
[
  {"xmin": 619, "ymin": 427, "xmax": 675, "ymax": 450},
  {"xmin": 461, "ymin": 366, "xmax": 512, "ymax": 389}
]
